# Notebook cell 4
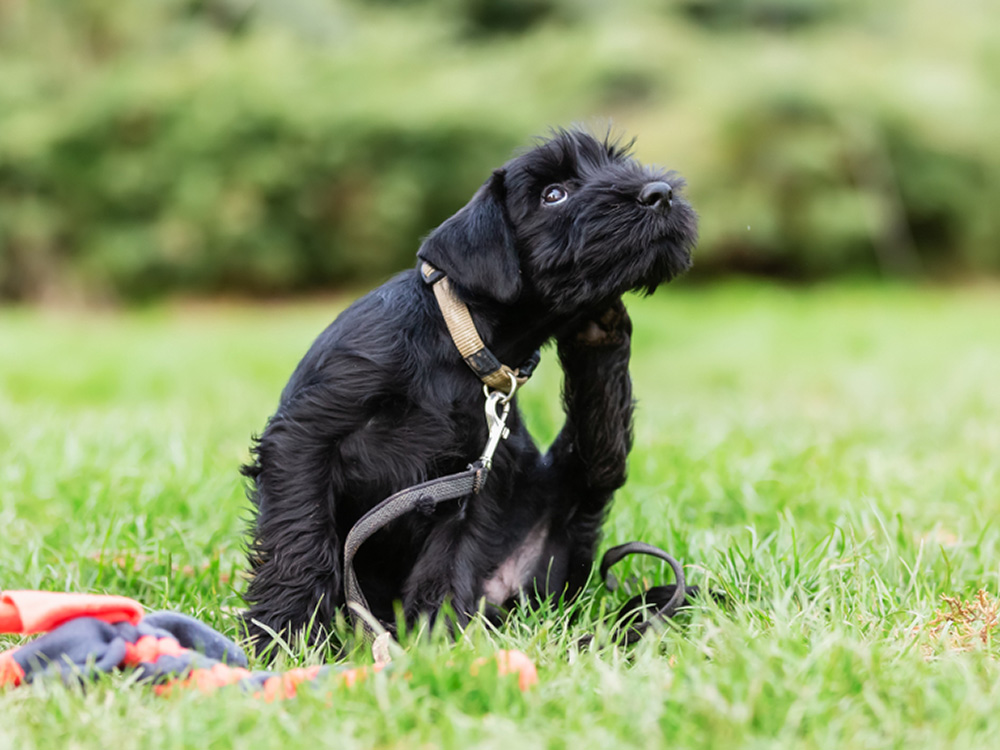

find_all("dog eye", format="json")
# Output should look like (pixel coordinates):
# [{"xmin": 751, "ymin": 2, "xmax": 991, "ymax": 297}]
[{"xmin": 541, "ymin": 184, "xmax": 568, "ymax": 205}]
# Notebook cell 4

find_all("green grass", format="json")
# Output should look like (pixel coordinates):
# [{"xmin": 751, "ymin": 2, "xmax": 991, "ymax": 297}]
[{"xmin": 2, "ymin": 282, "xmax": 999, "ymax": 748}]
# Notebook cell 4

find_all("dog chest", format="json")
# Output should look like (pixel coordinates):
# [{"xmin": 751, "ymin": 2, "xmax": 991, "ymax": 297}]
[{"xmin": 481, "ymin": 522, "xmax": 550, "ymax": 605}]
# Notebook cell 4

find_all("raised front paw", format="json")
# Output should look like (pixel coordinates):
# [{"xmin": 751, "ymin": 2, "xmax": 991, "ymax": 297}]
[{"xmin": 563, "ymin": 299, "xmax": 632, "ymax": 349}]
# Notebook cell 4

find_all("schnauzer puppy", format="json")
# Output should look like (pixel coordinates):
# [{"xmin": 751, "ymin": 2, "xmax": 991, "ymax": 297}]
[{"xmin": 241, "ymin": 129, "xmax": 697, "ymax": 649}]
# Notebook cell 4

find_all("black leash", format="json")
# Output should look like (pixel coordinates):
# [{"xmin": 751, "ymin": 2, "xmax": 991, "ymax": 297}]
[{"xmin": 576, "ymin": 542, "xmax": 689, "ymax": 648}]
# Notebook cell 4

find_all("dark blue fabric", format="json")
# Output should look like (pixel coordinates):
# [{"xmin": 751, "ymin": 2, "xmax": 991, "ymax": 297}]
[
  {"xmin": 143, "ymin": 611, "xmax": 248, "ymax": 667},
  {"xmin": 13, "ymin": 618, "xmax": 127, "ymax": 685}
]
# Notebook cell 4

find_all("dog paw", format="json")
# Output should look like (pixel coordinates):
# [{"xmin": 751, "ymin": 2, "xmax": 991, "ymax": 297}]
[{"xmin": 566, "ymin": 300, "xmax": 632, "ymax": 348}]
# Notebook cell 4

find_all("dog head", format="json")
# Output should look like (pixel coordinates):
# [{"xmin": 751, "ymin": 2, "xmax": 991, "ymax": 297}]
[{"xmin": 418, "ymin": 129, "xmax": 698, "ymax": 314}]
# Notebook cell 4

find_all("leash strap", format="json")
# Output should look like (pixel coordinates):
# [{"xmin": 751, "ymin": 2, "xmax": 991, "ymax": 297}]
[{"xmin": 343, "ymin": 464, "xmax": 488, "ymax": 640}]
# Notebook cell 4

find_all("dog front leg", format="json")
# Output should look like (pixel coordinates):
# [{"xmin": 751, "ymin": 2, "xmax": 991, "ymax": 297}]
[{"xmin": 547, "ymin": 299, "xmax": 634, "ymax": 591}]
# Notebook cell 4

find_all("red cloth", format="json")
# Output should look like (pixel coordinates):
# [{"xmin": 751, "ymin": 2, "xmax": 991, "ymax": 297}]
[
  {"xmin": 0, "ymin": 650, "xmax": 25, "ymax": 687},
  {"xmin": 0, "ymin": 590, "xmax": 144, "ymax": 635}
]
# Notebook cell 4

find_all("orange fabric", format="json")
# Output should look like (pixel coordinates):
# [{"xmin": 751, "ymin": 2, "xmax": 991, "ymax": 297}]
[
  {"xmin": 281, "ymin": 666, "xmax": 322, "ymax": 699},
  {"xmin": 209, "ymin": 662, "xmax": 252, "ymax": 686},
  {"xmin": 494, "ymin": 650, "xmax": 538, "ymax": 691},
  {"xmin": 154, "ymin": 662, "xmax": 254, "ymax": 696},
  {"xmin": 122, "ymin": 636, "xmax": 186, "ymax": 667},
  {"xmin": 0, "ymin": 591, "xmax": 143, "ymax": 635},
  {"xmin": 0, "ymin": 649, "xmax": 25, "ymax": 687},
  {"xmin": 260, "ymin": 675, "xmax": 282, "ymax": 701},
  {"xmin": 252, "ymin": 666, "xmax": 324, "ymax": 701},
  {"xmin": 470, "ymin": 650, "xmax": 538, "ymax": 691},
  {"xmin": 339, "ymin": 665, "xmax": 370, "ymax": 688}
]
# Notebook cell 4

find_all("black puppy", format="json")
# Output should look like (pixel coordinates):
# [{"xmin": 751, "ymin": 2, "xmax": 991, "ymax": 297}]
[{"xmin": 241, "ymin": 129, "xmax": 697, "ymax": 649}]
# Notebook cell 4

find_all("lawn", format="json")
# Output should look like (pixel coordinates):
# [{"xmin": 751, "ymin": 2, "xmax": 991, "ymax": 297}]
[{"xmin": 1, "ymin": 282, "xmax": 999, "ymax": 748}]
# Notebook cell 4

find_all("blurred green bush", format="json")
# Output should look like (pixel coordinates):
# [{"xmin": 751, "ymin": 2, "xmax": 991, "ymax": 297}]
[{"xmin": 0, "ymin": 0, "xmax": 997, "ymax": 301}]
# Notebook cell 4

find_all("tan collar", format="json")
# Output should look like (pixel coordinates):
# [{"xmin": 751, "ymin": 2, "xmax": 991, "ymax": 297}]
[{"xmin": 420, "ymin": 262, "xmax": 536, "ymax": 394}]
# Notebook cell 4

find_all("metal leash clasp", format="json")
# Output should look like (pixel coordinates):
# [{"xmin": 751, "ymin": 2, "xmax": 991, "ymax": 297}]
[{"xmin": 479, "ymin": 372, "xmax": 517, "ymax": 470}]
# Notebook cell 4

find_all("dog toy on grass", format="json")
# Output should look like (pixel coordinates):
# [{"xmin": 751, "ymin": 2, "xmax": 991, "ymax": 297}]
[{"xmin": 0, "ymin": 590, "xmax": 537, "ymax": 699}]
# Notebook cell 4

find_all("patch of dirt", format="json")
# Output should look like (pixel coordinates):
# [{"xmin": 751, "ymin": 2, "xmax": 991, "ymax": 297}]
[{"xmin": 921, "ymin": 589, "xmax": 1000, "ymax": 657}]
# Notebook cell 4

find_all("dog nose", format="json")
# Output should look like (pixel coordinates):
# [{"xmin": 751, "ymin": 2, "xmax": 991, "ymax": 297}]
[{"xmin": 638, "ymin": 181, "xmax": 673, "ymax": 213}]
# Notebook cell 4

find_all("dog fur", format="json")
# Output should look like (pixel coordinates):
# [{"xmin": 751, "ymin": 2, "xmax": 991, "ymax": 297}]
[{"xmin": 241, "ymin": 129, "xmax": 697, "ymax": 650}]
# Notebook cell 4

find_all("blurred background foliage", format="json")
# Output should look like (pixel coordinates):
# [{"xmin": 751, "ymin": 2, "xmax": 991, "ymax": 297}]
[{"xmin": 0, "ymin": 0, "xmax": 997, "ymax": 302}]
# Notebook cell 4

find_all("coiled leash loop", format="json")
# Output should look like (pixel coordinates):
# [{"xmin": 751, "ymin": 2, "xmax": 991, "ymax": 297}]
[
  {"xmin": 582, "ymin": 541, "xmax": 689, "ymax": 647},
  {"xmin": 600, "ymin": 542, "xmax": 696, "ymax": 644}
]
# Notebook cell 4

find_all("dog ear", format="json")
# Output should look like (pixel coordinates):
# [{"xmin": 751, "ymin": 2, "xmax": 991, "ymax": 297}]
[{"xmin": 417, "ymin": 169, "xmax": 522, "ymax": 304}]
